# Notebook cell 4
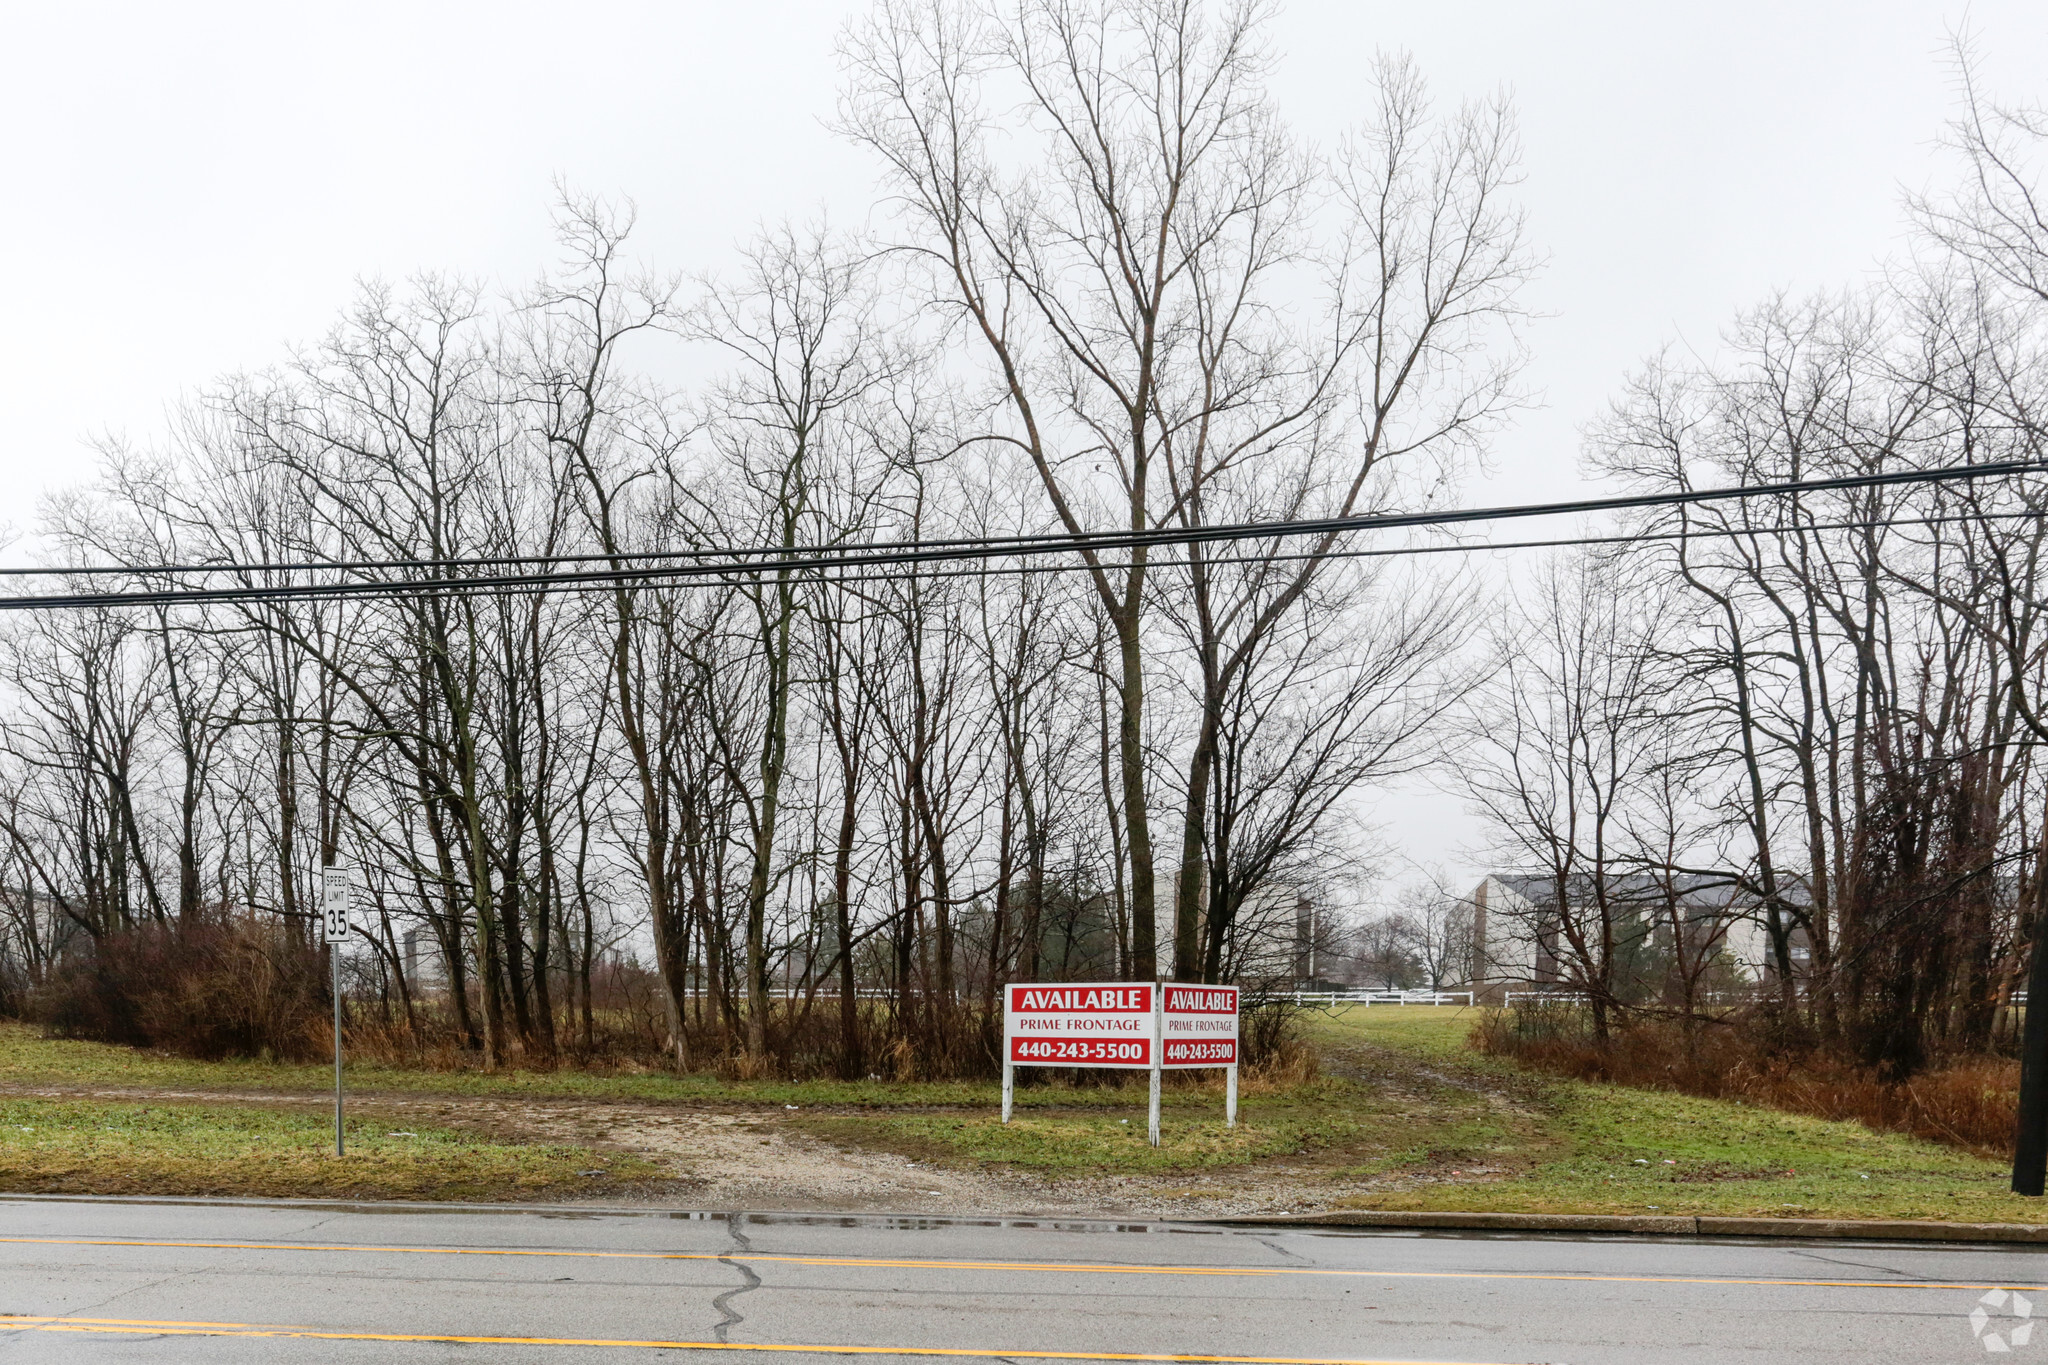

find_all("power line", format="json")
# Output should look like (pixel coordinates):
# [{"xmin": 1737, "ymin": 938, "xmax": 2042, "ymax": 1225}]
[
  {"xmin": 230, "ymin": 510, "xmax": 2048, "ymax": 604},
  {"xmin": 1, "ymin": 459, "xmax": 2040, "ymax": 612},
  {"xmin": 10, "ymin": 458, "xmax": 2043, "ymax": 582},
  {"xmin": 0, "ymin": 510, "xmax": 2034, "ymax": 614}
]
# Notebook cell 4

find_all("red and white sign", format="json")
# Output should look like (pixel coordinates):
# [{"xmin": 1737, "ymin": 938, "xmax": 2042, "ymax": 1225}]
[
  {"xmin": 1001, "ymin": 982, "xmax": 1239, "ymax": 1070},
  {"xmin": 1160, "ymin": 983, "xmax": 1239, "ymax": 1068},
  {"xmin": 1004, "ymin": 983, "xmax": 1154, "ymax": 1068}
]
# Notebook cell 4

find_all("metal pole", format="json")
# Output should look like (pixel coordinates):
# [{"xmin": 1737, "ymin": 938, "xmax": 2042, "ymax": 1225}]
[
  {"xmin": 1001, "ymin": 983, "xmax": 1015, "ymax": 1122},
  {"xmin": 332, "ymin": 942, "xmax": 344, "ymax": 1158},
  {"xmin": 1147, "ymin": 979, "xmax": 1163, "ymax": 1148},
  {"xmin": 2012, "ymin": 868, "xmax": 2048, "ymax": 1194}
]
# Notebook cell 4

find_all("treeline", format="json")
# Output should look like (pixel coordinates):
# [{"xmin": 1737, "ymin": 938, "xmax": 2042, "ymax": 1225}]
[
  {"xmin": 6, "ymin": 1, "xmax": 2047, "ymax": 1111},
  {"xmin": 1455, "ymin": 61, "xmax": 2048, "ymax": 1085},
  {"xmin": 0, "ymin": 2, "xmax": 1528, "ymax": 1074}
]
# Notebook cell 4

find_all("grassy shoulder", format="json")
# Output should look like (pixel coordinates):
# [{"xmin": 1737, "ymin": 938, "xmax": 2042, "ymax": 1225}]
[
  {"xmin": 1419, "ymin": 1079, "xmax": 2021, "ymax": 1222},
  {"xmin": 801, "ymin": 1007, "xmax": 2040, "ymax": 1222},
  {"xmin": 1299, "ymin": 1006, "xmax": 2033, "ymax": 1223},
  {"xmin": 1, "ymin": 1011, "xmax": 2041, "ymax": 1223},
  {"xmin": 0, "ymin": 1096, "xmax": 658, "ymax": 1200}
]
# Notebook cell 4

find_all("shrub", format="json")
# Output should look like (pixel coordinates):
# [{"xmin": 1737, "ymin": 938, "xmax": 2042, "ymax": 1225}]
[
  {"xmin": 33, "ymin": 919, "xmax": 326, "ymax": 1061},
  {"xmin": 1239, "ymin": 992, "xmax": 1318, "ymax": 1082}
]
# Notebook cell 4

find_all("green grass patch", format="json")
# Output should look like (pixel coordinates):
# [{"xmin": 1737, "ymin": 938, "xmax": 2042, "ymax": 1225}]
[
  {"xmin": 0, "ymin": 1096, "xmax": 657, "ymax": 1201},
  {"xmin": 795, "ymin": 1077, "xmax": 1368, "ymax": 1175},
  {"xmin": 1299, "ymin": 1006, "xmax": 2040, "ymax": 1224},
  {"xmin": 1295, "ymin": 1002, "xmax": 1486, "ymax": 1061},
  {"xmin": 1467, "ymin": 1082, "xmax": 2025, "ymax": 1221},
  {"xmin": 0, "ymin": 1021, "xmax": 1114, "ymax": 1110}
]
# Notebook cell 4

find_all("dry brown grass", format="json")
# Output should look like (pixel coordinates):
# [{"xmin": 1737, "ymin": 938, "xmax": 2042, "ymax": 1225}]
[
  {"xmin": 1472, "ymin": 1009, "xmax": 2018, "ymax": 1157},
  {"xmin": 1239, "ymin": 1032, "xmax": 1321, "ymax": 1090},
  {"xmin": 27, "ymin": 924, "xmax": 1318, "ymax": 1088}
]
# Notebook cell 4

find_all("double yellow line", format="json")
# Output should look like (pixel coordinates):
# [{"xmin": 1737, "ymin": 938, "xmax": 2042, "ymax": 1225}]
[{"xmin": 0, "ymin": 1316, "xmax": 1501, "ymax": 1363}]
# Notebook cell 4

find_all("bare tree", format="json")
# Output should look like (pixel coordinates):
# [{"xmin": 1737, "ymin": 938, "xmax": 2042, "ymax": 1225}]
[
  {"xmin": 843, "ymin": 2, "xmax": 1527, "ymax": 981},
  {"xmin": 1913, "ymin": 41, "xmax": 2048, "ymax": 1192},
  {"xmin": 1389, "ymin": 875, "xmax": 1477, "ymax": 992},
  {"xmin": 1461, "ymin": 553, "xmax": 1679, "ymax": 1039}
]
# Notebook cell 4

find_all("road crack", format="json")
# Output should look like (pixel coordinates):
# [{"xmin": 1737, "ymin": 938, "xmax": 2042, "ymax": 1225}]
[
  {"xmin": 1259, "ymin": 1237, "xmax": 1306, "ymax": 1261},
  {"xmin": 711, "ymin": 1211, "xmax": 761, "ymax": 1342},
  {"xmin": 1785, "ymin": 1248, "xmax": 1926, "ymax": 1279}
]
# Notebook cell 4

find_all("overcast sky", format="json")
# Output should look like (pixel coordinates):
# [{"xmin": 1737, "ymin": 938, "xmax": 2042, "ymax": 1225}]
[{"xmin": 5, "ymin": 1, "xmax": 2043, "ymax": 892}]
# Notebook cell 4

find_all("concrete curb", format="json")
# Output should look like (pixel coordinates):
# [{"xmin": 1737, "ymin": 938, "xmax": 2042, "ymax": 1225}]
[
  {"xmin": 8, "ymin": 1191, "xmax": 2045, "ymax": 1244},
  {"xmin": 1212, "ymin": 1209, "xmax": 2048, "ymax": 1244}
]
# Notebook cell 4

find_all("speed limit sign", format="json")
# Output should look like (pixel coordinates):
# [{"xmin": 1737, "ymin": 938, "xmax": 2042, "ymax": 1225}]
[{"xmin": 321, "ymin": 866, "xmax": 354, "ymax": 943}]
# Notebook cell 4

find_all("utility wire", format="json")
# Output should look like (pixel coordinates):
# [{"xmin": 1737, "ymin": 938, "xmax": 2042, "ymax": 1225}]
[
  {"xmin": 4, "ymin": 464, "xmax": 2031, "ymax": 609},
  {"xmin": 0, "ymin": 508, "xmax": 2035, "ymax": 614},
  {"xmin": 8, "ymin": 458, "xmax": 2039, "ymax": 593}
]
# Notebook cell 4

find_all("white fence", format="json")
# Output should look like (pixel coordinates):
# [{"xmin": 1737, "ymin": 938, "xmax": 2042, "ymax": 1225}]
[
  {"xmin": 1500, "ymin": 989, "xmax": 2031, "ymax": 1007},
  {"xmin": 1503, "ymin": 991, "xmax": 1590, "ymax": 1006},
  {"xmin": 1291, "ymin": 989, "xmax": 1474, "ymax": 1007},
  {"xmin": 679, "ymin": 987, "xmax": 898, "ymax": 1001}
]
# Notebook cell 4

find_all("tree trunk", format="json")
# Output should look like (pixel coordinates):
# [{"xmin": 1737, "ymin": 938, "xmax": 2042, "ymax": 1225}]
[
  {"xmin": 833, "ymin": 765, "xmax": 862, "ymax": 1079},
  {"xmin": 1116, "ymin": 615, "xmax": 1156, "ymax": 980}
]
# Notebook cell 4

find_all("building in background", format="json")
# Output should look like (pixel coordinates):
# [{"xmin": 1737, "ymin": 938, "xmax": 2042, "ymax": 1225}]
[{"xmin": 1465, "ymin": 873, "xmax": 1806, "ymax": 1004}]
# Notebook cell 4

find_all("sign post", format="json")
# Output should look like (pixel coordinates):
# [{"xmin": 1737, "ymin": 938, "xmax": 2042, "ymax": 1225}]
[
  {"xmin": 1147, "ymin": 979, "xmax": 1163, "ymax": 1146},
  {"xmin": 1001, "ymin": 981, "xmax": 1239, "ymax": 1144},
  {"xmin": 321, "ymin": 865, "xmax": 354, "ymax": 1158}
]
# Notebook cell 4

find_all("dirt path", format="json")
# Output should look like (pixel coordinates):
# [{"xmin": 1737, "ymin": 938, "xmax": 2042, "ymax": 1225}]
[{"xmin": 0, "ymin": 1081, "xmax": 1382, "ymax": 1218}]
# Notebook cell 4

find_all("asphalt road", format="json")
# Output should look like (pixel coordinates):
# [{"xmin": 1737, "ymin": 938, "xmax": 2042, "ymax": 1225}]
[{"xmin": 0, "ymin": 1197, "xmax": 2042, "ymax": 1363}]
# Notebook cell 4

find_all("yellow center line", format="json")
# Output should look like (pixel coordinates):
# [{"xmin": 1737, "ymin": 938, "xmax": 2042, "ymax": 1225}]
[
  {"xmin": 0, "ymin": 1234, "xmax": 2040, "ymax": 1293},
  {"xmin": 0, "ymin": 1315, "xmax": 1502, "ymax": 1363}
]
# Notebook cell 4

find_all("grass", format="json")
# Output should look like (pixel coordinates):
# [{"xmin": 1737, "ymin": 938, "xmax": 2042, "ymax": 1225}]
[
  {"xmin": 793, "ymin": 1075, "xmax": 1371, "ymax": 1176},
  {"xmin": 0, "ymin": 1096, "xmax": 658, "ymax": 1201},
  {"xmin": 1470, "ymin": 1008, "xmax": 2021, "ymax": 1157},
  {"xmin": 1299, "ymin": 1004, "xmax": 1480, "ymax": 1062},
  {"xmin": 0, "ymin": 1023, "xmax": 1122, "ymax": 1110},
  {"xmin": 1450, "ymin": 1081, "xmax": 2018, "ymax": 1222},
  {"xmin": 785, "ymin": 1007, "xmax": 2042, "ymax": 1222},
  {"xmin": 1295, "ymin": 1006, "xmax": 2036, "ymax": 1223},
  {"xmin": 1, "ymin": 1011, "xmax": 2043, "ymax": 1222}
]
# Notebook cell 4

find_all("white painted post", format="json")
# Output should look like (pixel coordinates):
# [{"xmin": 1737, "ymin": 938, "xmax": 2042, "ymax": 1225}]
[
  {"xmin": 1147, "ymin": 979, "xmax": 1163, "ymax": 1148},
  {"xmin": 1226, "ymin": 1062, "xmax": 1238, "ymax": 1128},
  {"xmin": 1001, "ymin": 982, "xmax": 1014, "ymax": 1122},
  {"xmin": 331, "ymin": 943, "xmax": 343, "ymax": 1157}
]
